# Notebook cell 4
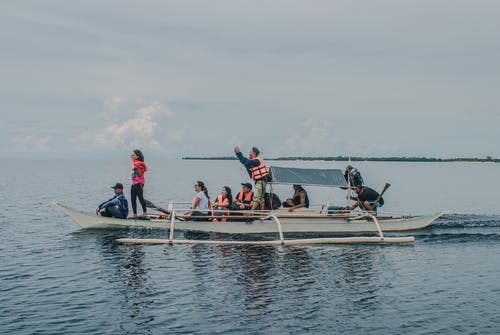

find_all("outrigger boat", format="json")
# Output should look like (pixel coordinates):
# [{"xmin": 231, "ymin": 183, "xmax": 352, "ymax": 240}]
[{"xmin": 53, "ymin": 166, "xmax": 444, "ymax": 245}]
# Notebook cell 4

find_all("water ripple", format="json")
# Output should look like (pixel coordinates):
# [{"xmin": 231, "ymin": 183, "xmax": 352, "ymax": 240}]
[{"xmin": 3, "ymin": 160, "xmax": 500, "ymax": 334}]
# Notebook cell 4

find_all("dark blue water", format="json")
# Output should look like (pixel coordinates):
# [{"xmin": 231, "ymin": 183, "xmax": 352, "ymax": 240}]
[{"xmin": 2, "ymin": 159, "xmax": 500, "ymax": 334}]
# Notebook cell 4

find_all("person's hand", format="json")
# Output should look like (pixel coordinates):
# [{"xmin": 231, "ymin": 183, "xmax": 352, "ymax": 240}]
[
  {"xmin": 345, "ymin": 205, "xmax": 350, "ymax": 211},
  {"xmin": 240, "ymin": 204, "xmax": 245, "ymax": 209},
  {"xmin": 95, "ymin": 207, "xmax": 100, "ymax": 215},
  {"xmin": 288, "ymin": 207, "xmax": 294, "ymax": 212},
  {"xmin": 234, "ymin": 146, "xmax": 240, "ymax": 154}
]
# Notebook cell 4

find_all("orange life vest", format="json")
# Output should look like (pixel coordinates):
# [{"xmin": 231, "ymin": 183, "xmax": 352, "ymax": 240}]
[
  {"xmin": 237, "ymin": 191, "xmax": 253, "ymax": 203},
  {"xmin": 213, "ymin": 195, "xmax": 230, "ymax": 222},
  {"xmin": 250, "ymin": 157, "xmax": 269, "ymax": 181},
  {"xmin": 215, "ymin": 195, "xmax": 230, "ymax": 208}
]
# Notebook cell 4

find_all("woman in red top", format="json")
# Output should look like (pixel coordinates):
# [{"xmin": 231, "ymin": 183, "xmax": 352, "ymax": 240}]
[{"xmin": 130, "ymin": 149, "xmax": 148, "ymax": 218}]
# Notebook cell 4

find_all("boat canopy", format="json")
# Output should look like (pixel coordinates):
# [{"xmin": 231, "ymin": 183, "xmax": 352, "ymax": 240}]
[{"xmin": 269, "ymin": 166, "xmax": 347, "ymax": 187}]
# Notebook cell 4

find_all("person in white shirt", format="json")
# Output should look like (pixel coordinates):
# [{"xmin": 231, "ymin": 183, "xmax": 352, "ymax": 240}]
[{"xmin": 186, "ymin": 180, "xmax": 211, "ymax": 220}]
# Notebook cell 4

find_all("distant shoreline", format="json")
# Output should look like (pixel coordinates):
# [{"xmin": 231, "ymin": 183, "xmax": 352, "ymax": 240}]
[{"xmin": 183, "ymin": 156, "xmax": 500, "ymax": 163}]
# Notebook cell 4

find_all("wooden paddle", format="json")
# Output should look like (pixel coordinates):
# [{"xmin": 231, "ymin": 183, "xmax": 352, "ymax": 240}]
[
  {"xmin": 373, "ymin": 182, "xmax": 391, "ymax": 207},
  {"xmin": 352, "ymin": 182, "xmax": 390, "ymax": 211}
]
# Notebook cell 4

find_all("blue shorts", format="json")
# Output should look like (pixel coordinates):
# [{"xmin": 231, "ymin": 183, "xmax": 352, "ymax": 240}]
[{"xmin": 327, "ymin": 205, "xmax": 346, "ymax": 214}]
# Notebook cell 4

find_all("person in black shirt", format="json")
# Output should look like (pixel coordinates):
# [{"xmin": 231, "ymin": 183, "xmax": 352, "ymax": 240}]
[
  {"xmin": 346, "ymin": 185, "xmax": 384, "ymax": 212},
  {"xmin": 282, "ymin": 184, "xmax": 310, "ymax": 212}
]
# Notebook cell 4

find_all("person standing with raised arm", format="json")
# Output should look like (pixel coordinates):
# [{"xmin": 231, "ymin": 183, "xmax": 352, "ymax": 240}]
[{"xmin": 234, "ymin": 146, "xmax": 270, "ymax": 210}]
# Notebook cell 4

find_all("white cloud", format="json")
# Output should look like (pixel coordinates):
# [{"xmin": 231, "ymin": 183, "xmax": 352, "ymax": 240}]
[
  {"xmin": 74, "ymin": 100, "xmax": 175, "ymax": 151},
  {"xmin": 3, "ymin": 1, "xmax": 500, "ymax": 158},
  {"xmin": 102, "ymin": 96, "xmax": 125, "ymax": 117},
  {"xmin": 14, "ymin": 135, "xmax": 50, "ymax": 152}
]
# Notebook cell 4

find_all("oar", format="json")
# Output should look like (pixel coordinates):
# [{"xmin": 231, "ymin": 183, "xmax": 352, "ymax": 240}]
[
  {"xmin": 373, "ymin": 182, "xmax": 391, "ymax": 207},
  {"xmin": 144, "ymin": 199, "xmax": 170, "ymax": 214},
  {"xmin": 354, "ymin": 182, "xmax": 390, "ymax": 211}
]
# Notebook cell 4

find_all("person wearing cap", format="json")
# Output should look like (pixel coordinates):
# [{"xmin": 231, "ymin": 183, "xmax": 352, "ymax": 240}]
[
  {"xmin": 96, "ymin": 183, "xmax": 129, "ymax": 219},
  {"xmin": 234, "ymin": 146, "xmax": 270, "ymax": 210},
  {"xmin": 282, "ymin": 184, "xmax": 310, "ymax": 212},
  {"xmin": 230, "ymin": 183, "xmax": 254, "ymax": 210},
  {"xmin": 130, "ymin": 149, "xmax": 148, "ymax": 218}
]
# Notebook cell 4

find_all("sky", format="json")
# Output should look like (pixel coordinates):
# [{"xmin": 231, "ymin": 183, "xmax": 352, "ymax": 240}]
[{"xmin": 1, "ymin": 0, "xmax": 499, "ymax": 159}]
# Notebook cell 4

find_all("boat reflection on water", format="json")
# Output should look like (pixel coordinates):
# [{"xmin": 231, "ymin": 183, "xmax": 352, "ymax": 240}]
[
  {"xmin": 71, "ymin": 230, "xmax": 156, "ymax": 334},
  {"xmin": 236, "ymin": 245, "xmax": 281, "ymax": 310},
  {"xmin": 69, "ymin": 229, "xmax": 416, "ymax": 333},
  {"xmin": 188, "ymin": 238, "xmax": 315, "ymax": 312}
]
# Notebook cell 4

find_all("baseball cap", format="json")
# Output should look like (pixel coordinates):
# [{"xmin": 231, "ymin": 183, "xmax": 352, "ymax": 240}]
[
  {"xmin": 241, "ymin": 182, "xmax": 252, "ymax": 190},
  {"xmin": 111, "ymin": 183, "xmax": 124, "ymax": 189}
]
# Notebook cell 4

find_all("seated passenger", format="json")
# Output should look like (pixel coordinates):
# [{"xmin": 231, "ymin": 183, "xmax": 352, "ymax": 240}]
[
  {"xmin": 346, "ymin": 185, "xmax": 384, "ymax": 212},
  {"xmin": 185, "ymin": 181, "xmax": 211, "ymax": 220},
  {"xmin": 212, "ymin": 186, "xmax": 232, "ymax": 221},
  {"xmin": 96, "ymin": 183, "xmax": 129, "ymax": 219},
  {"xmin": 230, "ymin": 183, "xmax": 254, "ymax": 211},
  {"xmin": 282, "ymin": 184, "xmax": 309, "ymax": 212}
]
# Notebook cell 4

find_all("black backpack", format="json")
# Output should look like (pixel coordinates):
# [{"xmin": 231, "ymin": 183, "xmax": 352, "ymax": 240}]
[
  {"xmin": 264, "ymin": 192, "xmax": 281, "ymax": 210},
  {"xmin": 344, "ymin": 166, "xmax": 364, "ymax": 187}
]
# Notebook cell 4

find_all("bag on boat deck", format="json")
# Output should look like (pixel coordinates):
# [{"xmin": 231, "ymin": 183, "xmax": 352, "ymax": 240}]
[
  {"xmin": 264, "ymin": 192, "xmax": 281, "ymax": 210},
  {"xmin": 344, "ymin": 166, "xmax": 364, "ymax": 187}
]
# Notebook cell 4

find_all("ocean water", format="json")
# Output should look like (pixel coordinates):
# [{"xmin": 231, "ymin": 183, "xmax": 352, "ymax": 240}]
[{"xmin": 1, "ymin": 158, "xmax": 500, "ymax": 334}]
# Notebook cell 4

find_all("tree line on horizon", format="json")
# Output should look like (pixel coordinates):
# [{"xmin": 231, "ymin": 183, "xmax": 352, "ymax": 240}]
[{"xmin": 182, "ymin": 156, "xmax": 499, "ymax": 163}]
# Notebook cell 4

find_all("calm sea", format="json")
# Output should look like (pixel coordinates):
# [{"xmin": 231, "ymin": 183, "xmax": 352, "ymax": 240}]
[{"xmin": 1, "ymin": 158, "xmax": 500, "ymax": 334}]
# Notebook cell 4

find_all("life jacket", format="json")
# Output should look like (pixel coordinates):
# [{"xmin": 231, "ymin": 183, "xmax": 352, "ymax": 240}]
[
  {"xmin": 237, "ymin": 191, "xmax": 253, "ymax": 203},
  {"xmin": 215, "ymin": 195, "xmax": 230, "ymax": 208},
  {"xmin": 250, "ymin": 157, "xmax": 269, "ymax": 181},
  {"xmin": 212, "ymin": 195, "xmax": 230, "ymax": 222}
]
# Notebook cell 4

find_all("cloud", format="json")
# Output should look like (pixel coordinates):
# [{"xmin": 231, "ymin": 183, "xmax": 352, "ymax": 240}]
[
  {"xmin": 74, "ymin": 100, "xmax": 175, "ymax": 151},
  {"xmin": 102, "ymin": 96, "xmax": 125, "ymax": 117},
  {"xmin": 14, "ymin": 135, "xmax": 50, "ymax": 152}
]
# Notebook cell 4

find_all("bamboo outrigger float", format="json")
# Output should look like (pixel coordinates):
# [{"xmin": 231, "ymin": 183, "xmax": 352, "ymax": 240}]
[{"xmin": 53, "ymin": 166, "xmax": 444, "ymax": 245}]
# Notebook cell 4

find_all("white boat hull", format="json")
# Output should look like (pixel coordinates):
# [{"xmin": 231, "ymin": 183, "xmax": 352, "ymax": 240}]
[{"xmin": 53, "ymin": 202, "xmax": 443, "ymax": 234}]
